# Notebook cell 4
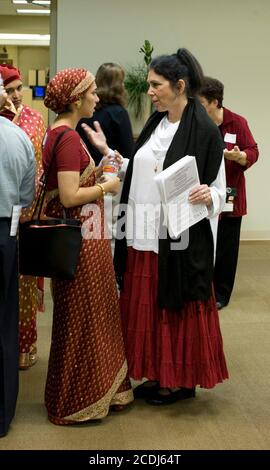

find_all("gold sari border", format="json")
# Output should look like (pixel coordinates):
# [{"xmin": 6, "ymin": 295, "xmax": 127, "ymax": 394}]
[{"xmin": 63, "ymin": 360, "xmax": 133, "ymax": 422}]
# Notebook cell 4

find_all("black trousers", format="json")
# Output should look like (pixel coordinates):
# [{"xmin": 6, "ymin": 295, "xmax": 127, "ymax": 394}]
[
  {"xmin": 214, "ymin": 216, "xmax": 242, "ymax": 306},
  {"xmin": 0, "ymin": 219, "xmax": 19, "ymax": 437}
]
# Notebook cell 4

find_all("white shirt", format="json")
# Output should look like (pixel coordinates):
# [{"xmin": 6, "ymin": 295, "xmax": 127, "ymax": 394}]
[{"xmin": 0, "ymin": 117, "xmax": 35, "ymax": 217}]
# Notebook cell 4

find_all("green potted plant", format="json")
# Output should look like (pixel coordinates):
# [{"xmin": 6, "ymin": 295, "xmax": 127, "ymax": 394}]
[{"xmin": 125, "ymin": 40, "xmax": 154, "ymax": 121}]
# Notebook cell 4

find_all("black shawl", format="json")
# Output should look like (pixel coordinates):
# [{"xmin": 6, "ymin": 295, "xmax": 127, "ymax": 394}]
[{"xmin": 114, "ymin": 98, "xmax": 224, "ymax": 310}]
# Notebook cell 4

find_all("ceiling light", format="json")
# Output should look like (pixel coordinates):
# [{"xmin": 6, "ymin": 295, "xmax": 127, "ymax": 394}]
[
  {"xmin": 0, "ymin": 33, "xmax": 50, "ymax": 45},
  {"xmin": 12, "ymin": 1, "xmax": 51, "ymax": 3},
  {"xmin": 0, "ymin": 34, "xmax": 50, "ymax": 40},
  {"xmin": 17, "ymin": 9, "xmax": 50, "ymax": 14},
  {"xmin": 32, "ymin": 1, "xmax": 51, "ymax": 4}
]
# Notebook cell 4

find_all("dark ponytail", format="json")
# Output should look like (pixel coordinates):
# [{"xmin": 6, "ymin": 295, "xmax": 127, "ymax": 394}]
[
  {"xmin": 176, "ymin": 48, "xmax": 204, "ymax": 95},
  {"xmin": 150, "ymin": 47, "xmax": 204, "ymax": 97}
]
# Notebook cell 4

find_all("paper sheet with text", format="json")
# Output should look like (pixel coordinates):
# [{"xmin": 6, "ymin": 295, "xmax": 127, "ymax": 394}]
[{"xmin": 154, "ymin": 155, "xmax": 207, "ymax": 238}]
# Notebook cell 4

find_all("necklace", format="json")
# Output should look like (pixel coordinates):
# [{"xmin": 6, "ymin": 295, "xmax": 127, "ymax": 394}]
[
  {"xmin": 153, "ymin": 151, "xmax": 164, "ymax": 173},
  {"xmin": 154, "ymin": 160, "xmax": 161, "ymax": 173}
]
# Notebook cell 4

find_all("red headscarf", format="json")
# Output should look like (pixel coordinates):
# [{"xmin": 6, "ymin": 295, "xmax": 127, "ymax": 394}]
[
  {"xmin": 0, "ymin": 64, "xmax": 22, "ymax": 86},
  {"xmin": 44, "ymin": 68, "xmax": 95, "ymax": 114}
]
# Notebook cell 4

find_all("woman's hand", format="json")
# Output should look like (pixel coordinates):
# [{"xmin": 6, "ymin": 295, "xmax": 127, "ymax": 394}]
[
  {"xmin": 113, "ymin": 150, "xmax": 124, "ymax": 168},
  {"xmin": 224, "ymin": 146, "xmax": 247, "ymax": 166},
  {"xmin": 189, "ymin": 184, "xmax": 212, "ymax": 207},
  {"xmin": 4, "ymin": 97, "xmax": 17, "ymax": 114},
  {"xmin": 2, "ymin": 98, "xmax": 23, "ymax": 123},
  {"xmin": 12, "ymin": 104, "xmax": 23, "ymax": 124},
  {"xmin": 0, "ymin": 87, "xmax": 8, "ymax": 111},
  {"xmin": 99, "ymin": 149, "xmax": 124, "ymax": 169},
  {"xmin": 101, "ymin": 175, "xmax": 121, "ymax": 196},
  {"xmin": 81, "ymin": 121, "xmax": 109, "ymax": 155}
]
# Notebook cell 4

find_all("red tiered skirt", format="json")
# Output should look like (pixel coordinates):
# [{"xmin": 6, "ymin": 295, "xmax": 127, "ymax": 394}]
[{"xmin": 120, "ymin": 248, "xmax": 229, "ymax": 389}]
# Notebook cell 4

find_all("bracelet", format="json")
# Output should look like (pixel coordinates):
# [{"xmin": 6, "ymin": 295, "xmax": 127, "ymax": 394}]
[{"xmin": 95, "ymin": 183, "xmax": 106, "ymax": 199}]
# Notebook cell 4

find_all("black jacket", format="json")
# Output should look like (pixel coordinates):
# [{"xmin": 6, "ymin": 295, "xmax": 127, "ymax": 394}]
[{"xmin": 76, "ymin": 104, "xmax": 134, "ymax": 164}]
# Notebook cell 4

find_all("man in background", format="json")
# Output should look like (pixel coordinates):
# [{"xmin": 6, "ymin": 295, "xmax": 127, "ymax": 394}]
[
  {"xmin": 0, "ymin": 86, "xmax": 35, "ymax": 437},
  {"xmin": 199, "ymin": 77, "xmax": 259, "ymax": 309}
]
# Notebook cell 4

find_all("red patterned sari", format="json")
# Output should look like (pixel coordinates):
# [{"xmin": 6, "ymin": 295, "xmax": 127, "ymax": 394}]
[
  {"xmin": 0, "ymin": 105, "xmax": 46, "ymax": 368},
  {"xmin": 18, "ymin": 106, "xmax": 46, "ymax": 367},
  {"xmin": 43, "ymin": 147, "xmax": 133, "ymax": 424}
]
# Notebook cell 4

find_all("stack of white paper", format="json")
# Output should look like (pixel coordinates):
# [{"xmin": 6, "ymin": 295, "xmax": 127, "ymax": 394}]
[{"xmin": 154, "ymin": 155, "xmax": 208, "ymax": 238}]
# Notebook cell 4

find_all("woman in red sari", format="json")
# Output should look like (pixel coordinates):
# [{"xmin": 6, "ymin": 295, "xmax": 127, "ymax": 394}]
[
  {"xmin": 0, "ymin": 64, "xmax": 45, "ymax": 369},
  {"xmin": 42, "ymin": 68, "xmax": 133, "ymax": 424}
]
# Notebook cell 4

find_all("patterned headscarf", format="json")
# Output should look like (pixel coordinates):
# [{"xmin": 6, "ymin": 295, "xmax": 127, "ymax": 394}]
[
  {"xmin": 44, "ymin": 68, "xmax": 95, "ymax": 114},
  {"xmin": 0, "ymin": 64, "xmax": 22, "ymax": 86}
]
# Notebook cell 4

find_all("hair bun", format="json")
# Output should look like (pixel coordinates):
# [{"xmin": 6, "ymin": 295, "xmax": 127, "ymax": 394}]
[
  {"xmin": 176, "ymin": 48, "xmax": 189, "ymax": 65},
  {"xmin": 175, "ymin": 48, "xmax": 204, "ymax": 95}
]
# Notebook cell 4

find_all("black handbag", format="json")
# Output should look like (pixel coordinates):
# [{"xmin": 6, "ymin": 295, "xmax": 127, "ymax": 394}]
[{"xmin": 19, "ymin": 129, "xmax": 82, "ymax": 280}]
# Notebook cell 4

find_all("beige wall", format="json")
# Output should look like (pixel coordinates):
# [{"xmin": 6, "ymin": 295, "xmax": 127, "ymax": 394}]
[
  {"xmin": 0, "ymin": 15, "xmax": 49, "ymax": 34},
  {"xmin": 3, "ymin": 45, "xmax": 18, "ymax": 67},
  {"xmin": 52, "ymin": 0, "xmax": 270, "ymax": 239},
  {"xmin": 2, "ymin": 12, "xmax": 50, "ymax": 122},
  {"xmin": 18, "ymin": 46, "xmax": 49, "ymax": 86},
  {"xmin": 3, "ymin": 46, "xmax": 49, "ymax": 84}
]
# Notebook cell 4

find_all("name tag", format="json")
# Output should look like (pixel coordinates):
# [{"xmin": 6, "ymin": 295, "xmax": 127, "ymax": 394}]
[{"xmin": 224, "ymin": 132, "xmax": 236, "ymax": 144}]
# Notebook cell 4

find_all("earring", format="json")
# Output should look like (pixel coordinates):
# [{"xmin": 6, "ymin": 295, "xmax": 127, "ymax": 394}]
[{"xmin": 75, "ymin": 100, "xmax": 81, "ymax": 109}]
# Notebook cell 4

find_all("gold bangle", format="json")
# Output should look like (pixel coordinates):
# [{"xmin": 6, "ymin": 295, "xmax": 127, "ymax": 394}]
[{"xmin": 95, "ymin": 183, "xmax": 106, "ymax": 199}]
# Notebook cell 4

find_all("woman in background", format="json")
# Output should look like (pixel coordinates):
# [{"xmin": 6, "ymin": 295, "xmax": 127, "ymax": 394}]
[
  {"xmin": 76, "ymin": 62, "xmax": 133, "ymax": 164},
  {"xmin": 0, "ymin": 63, "xmax": 45, "ymax": 370},
  {"xmin": 77, "ymin": 62, "xmax": 134, "ymax": 253}
]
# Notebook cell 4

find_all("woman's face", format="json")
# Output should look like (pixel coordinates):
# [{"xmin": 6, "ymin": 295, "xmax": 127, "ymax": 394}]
[
  {"xmin": 147, "ymin": 70, "xmax": 182, "ymax": 112},
  {"xmin": 198, "ymin": 95, "xmax": 217, "ymax": 120},
  {"xmin": 5, "ymin": 79, "xmax": 23, "ymax": 110},
  {"xmin": 80, "ymin": 81, "xmax": 99, "ymax": 117}
]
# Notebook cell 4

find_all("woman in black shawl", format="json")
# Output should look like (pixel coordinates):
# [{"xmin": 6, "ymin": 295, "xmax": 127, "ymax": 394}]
[{"xmin": 114, "ymin": 48, "xmax": 228, "ymax": 405}]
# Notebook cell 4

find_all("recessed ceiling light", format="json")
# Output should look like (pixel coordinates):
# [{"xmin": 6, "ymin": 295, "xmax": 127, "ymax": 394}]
[
  {"xmin": 12, "ymin": 1, "xmax": 51, "ymax": 4},
  {"xmin": 0, "ymin": 33, "xmax": 50, "ymax": 45},
  {"xmin": 0, "ymin": 33, "xmax": 50, "ymax": 40},
  {"xmin": 16, "ymin": 9, "xmax": 50, "ymax": 14}
]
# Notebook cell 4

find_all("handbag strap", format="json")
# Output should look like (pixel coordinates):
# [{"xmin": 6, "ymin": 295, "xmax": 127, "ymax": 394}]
[{"xmin": 32, "ymin": 128, "xmax": 72, "ymax": 220}]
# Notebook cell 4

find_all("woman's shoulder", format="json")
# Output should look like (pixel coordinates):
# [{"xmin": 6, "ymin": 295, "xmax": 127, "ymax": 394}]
[
  {"xmin": 45, "ymin": 125, "xmax": 79, "ymax": 147},
  {"xmin": 104, "ymin": 103, "xmax": 128, "ymax": 117},
  {"xmin": 21, "ymin": 105, "xmax": 44, "ymax": 122},
  {"xmin": 20, "ymin": 105, "xmax": 35, "ymax": 118},
  {"xmin": 49, "ymin": 124, "xmax": 77, "ymax": 135}
]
